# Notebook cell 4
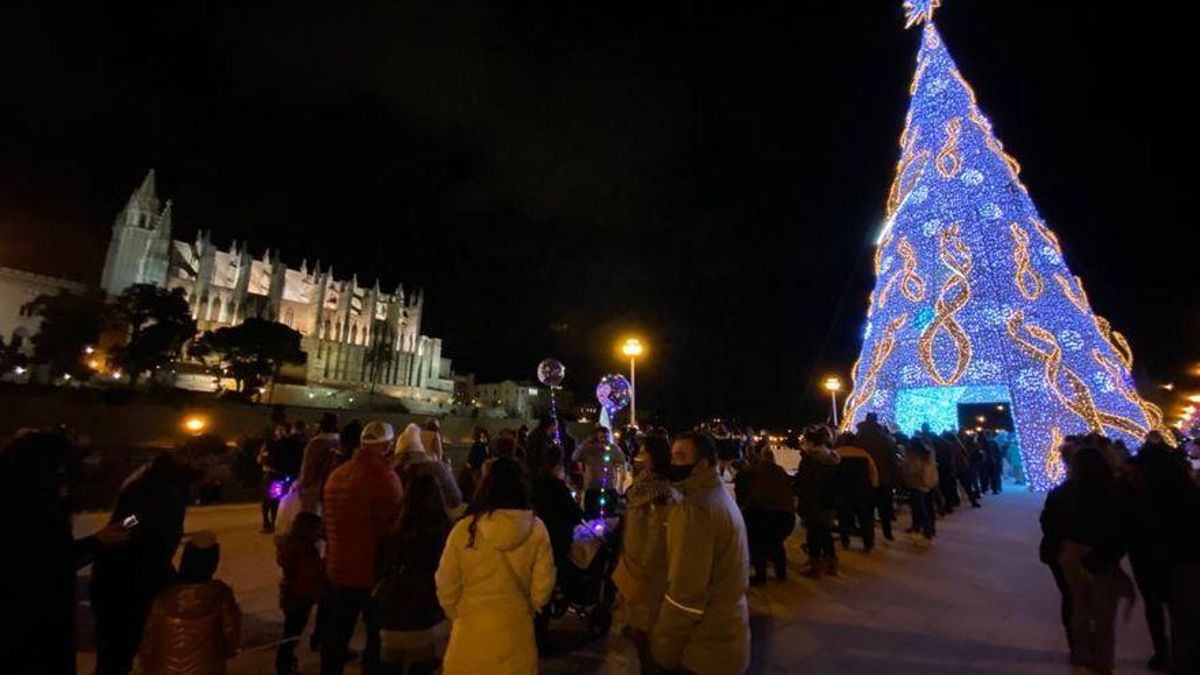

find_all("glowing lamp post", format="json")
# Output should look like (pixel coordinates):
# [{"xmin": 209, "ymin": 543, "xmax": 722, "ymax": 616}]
[
  {"xmin": 824, "ymin": 376, "xmax": 842, "ymax": 427},
  {"xmin": 183, "ymin": 416, "xmax": 208, "ymax": 435},
  {"xmin": 622, "ymin": 338, "xmax": 645, "ymax": 427}
]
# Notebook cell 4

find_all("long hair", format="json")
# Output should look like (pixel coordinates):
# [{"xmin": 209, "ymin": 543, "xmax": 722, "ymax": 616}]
[
  {"xmin": 640, "ymin": 434, "xmax": 673, "ymax": 477},
  {"xmin": 395, "ymin": 473, "xmax": 450, "ymax": 550},
  {"xmin": 465, "ymin": 457, "xmax": 529, "ymax": 548},
  {"xmin": 1066, "ymin": 446, "xmax": 1112, "ymax": 500}
]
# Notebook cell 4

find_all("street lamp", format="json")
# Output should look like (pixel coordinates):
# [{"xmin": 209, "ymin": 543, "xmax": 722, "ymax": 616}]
[
  {"xmin": 823, "ymin": 376, "xmax": 842, "ymax": 427},
  {"xmin": 622, "ymin": 338, "xmax": 645, "ymax": 427}
]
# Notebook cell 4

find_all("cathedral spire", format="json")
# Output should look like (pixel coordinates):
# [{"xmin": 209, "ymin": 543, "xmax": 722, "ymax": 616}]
[{"xmin": 125, "ymin": 169, "xmax": 160, "ymax": 212}]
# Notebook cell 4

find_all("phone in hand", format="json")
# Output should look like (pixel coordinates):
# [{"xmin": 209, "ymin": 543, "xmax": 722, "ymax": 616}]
[{"xmin": 121, "ymin": 514, "xmax": 140, "ymax": 530}]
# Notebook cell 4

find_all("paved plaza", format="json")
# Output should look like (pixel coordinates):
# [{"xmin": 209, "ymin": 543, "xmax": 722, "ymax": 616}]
[{"xmin": 75, "ymin": 484, "xmax": 1155, "ymax": 674}]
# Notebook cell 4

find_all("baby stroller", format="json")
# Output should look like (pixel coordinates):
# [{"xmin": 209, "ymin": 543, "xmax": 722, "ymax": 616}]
[{"xmin": 545, "ymin": 517, "xmax": 622, "ymax": 637}]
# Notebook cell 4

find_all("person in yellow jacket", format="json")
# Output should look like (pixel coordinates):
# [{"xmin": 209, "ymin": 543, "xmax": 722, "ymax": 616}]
[
  {"xmin": 652, "ymin": 431, "xmax": 751, "ymax": 675},
  {"xmin": 435, "ymin": 457, "xmax": 556, "ymax": 675}
]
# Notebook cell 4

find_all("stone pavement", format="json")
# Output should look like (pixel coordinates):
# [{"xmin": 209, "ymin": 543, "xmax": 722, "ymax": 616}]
[{"xmin": 76, "ymin": 483, "xmax": 1155, "ymax": 674}]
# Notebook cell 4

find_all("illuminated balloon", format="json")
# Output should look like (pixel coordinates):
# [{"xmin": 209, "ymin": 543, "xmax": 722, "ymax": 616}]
[
  {"xmin": 537, "ymin": 358, "xmax": 566, "ymax": 388},
  {"xmin": 595, "ymin": 374, "xmax": 631, "ymax": 414}
]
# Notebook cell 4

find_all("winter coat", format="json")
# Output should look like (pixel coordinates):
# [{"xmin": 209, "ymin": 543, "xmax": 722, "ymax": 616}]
[
  {"xmin": 834, "ymin": 446, "xmax": 877, "ymax": 509},
  {"xmin": 793, "ymin": 448, "xmax": 841, "ymax": 523},
  {"xmin": 397, "ymin": 450, "xmax": 465, "ymax": 515},
  {"xmin": 651, "ymin": 467, "xmax": 750, "ymax": 675},
  {"xmin": 276, "ymin": 536, "xmax": 324, "ymax": 611},
  {"xmin": 375, "ymin": 523, "xmax": 451, "ymax": 632},
  {"xmin": 856, "ymin": 421, "xmax": 901, "ymax": 486},
  {"xmin": 138, "ymin": 580, "xmax": 241, "ymax": 675},
  {"xmin": 531, "ymin": 471, "xmax": 584, "ymax": 570},
  {"xmin": 436, "ymin": 509, "xmax": 556, "ymax": 675},
  {"xmin": 617, "ymin": 473, "xmax": 678, "ymax": 632},
  {"xmin": 322, "ymin": 443, "xmax": 403, "ymax": 589},
  {"xmin": 901, "ymin": 448, "xmax": 939, "ymax": 492},
  {"xmin": 736, "ymin": 460, "xmax": 794, "ymax": 513},
  {"xmin": 296, "ymin": 433, "xmax": 340, "ymax": 512},
  {"xmin": 1039, "ymin": 482, "xmax": 1125, "ymax": 573}
]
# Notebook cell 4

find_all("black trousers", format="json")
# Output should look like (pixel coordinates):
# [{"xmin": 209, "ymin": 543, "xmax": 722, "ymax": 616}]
[
  {"xmin": 320, "ymin": 584, "xmax": 380, "ymax": 675},
  {"xmin": 262, "ymin": 473, "xmax": 282, "ymax": 528},
  {"xmin": 907, "ymin": 489, "xmax": 935, "ymax": 537},
  {"xmin": 1047, "ymin": 560, "xmax": 1073, "ymax": 651},
  {"xmin": 804, "ymin": 515, "xmax": 836, "ymax": 561},
  {"xmin": 91, "ymin": 577, "xmax": 160, "ymax": 675},
  {"xmin": 277, "ymin": 604, "xmax": 314, "ymax": 675},
  {"xmin": 874, "ymin": 486, "xmax": 895, "ymax": 539},
  {"xmin": 838, "ymin": 497, "xmax": 876, "ymax": 550},
  {"xmin": 745, "ymin": 510, "xmax": 796, "ymax": 579},
  {"xmin": 1131, "ymin": 555, "xmax": 1171, "ymax": 659}
]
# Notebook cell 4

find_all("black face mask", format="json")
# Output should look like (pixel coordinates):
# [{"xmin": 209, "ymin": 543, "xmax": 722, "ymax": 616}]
[{"xmin": 663, "ymin": 463, "xmax": 696, "ymax": 483}]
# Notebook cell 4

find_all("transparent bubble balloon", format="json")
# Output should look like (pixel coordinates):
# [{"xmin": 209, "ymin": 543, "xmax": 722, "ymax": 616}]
[
  {"xmin": 537, "ymin": 358, "xmax": 566, "ymax": 388},
  {"xmin": 595, "ymin": 374, "xmax": 631, "ymax": 414}
]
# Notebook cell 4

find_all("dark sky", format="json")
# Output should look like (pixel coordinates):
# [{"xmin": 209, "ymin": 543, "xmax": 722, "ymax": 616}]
[{"xmin": 1, "ymin": 1, "xmax": 1196, "ymax": 427}]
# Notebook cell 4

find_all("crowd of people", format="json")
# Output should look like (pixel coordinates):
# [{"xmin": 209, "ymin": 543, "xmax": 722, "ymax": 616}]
[
  {"xmin": 1039, "ymin": 431, "xmax": 1200, "ymax": 674},
  {"xmin": 4, "ymin": 410, "xmax": 1199, "ymax": 674}
]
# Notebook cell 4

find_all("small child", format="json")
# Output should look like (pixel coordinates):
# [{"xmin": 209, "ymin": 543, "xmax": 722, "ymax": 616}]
[
  {"xmin": 139, "ymin": 531, "xmax": 242, "ymax": 674},
  {"xmin": 275, "ymin": 511, "xmax": 325, "ymax": 675}
]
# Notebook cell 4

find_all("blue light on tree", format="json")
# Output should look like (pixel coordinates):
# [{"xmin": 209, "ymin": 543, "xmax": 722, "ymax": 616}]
[{"xmin": 843, "ymin": 1, "xmax": 1170, "ymax": 491}]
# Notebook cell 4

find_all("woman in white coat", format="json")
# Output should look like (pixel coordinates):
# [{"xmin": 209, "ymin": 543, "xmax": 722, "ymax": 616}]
[{"xmin": 435, "ymin": 457, "xmax": 556, "ymax": 675}]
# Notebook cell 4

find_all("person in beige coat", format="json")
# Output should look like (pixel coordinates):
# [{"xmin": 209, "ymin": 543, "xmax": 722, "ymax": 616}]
[
  {"xmin": 616, "ymin": 433, "xmax": 679, "ymax": 672},
  {"xmin": 652, "ymin": 431, "xmax": 751, "ymax": 675},
  {"xmin": 435, "ymin": 457, "xmax": 556, "ymax": 675}
]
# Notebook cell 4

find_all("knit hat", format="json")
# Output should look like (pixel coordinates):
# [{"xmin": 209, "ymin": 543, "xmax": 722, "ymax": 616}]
[
  {"xmin": 395, "ymin": 423, "xmax": 426, "ymax": 456},
  {"xmin": 361, "ymin": 421, "xmax": 395, "ymax": 446}
]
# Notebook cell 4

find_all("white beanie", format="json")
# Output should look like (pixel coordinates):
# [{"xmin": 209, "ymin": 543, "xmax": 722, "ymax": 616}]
[{"xmin": 361, "ymin": 421, "xmax": 395, "ymax": 446}]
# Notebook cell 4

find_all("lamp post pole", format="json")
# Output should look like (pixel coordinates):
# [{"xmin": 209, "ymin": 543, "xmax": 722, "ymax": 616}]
[
  {"xmin": 824, "ymin": 376, "xmax": 842, "ymax": 428},
  {"xmin": 622, "ymin": 338, "xmax": 645, "ymax": 428},
  {"xmin": 629, "ymin": 355, "xmax": 637, "ymax": 428}
]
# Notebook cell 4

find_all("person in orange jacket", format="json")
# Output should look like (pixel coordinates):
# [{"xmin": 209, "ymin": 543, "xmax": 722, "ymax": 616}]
[{"xmin": 320, "ymin": 421, "xmax": 404, "ymax": 674}]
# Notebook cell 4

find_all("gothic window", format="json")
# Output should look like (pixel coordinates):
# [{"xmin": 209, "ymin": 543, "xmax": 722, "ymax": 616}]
[
  {"xmin": 284, "ymin": 307, "xmax": 294, "ymax": 327},
  {"xmin": 351, "ymin": 324, "xmax": 358, "ymax": 345}
]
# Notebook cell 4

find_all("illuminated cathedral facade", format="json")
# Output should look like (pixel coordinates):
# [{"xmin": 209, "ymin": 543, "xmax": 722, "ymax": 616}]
[{"xmin": 100, "ymin": 170, "xmax": 455, "ymax": 406}]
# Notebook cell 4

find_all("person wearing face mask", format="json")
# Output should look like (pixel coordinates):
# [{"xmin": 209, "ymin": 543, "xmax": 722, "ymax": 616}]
[{"xmin": 651, "ymin": 432, "xmax": 750, "ymax": 675}]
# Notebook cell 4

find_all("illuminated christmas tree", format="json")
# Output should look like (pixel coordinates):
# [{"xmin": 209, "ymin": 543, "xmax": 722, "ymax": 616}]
[{"xmin": 843, "ymin": 0, "xmax": 1169, "ymax": 490}]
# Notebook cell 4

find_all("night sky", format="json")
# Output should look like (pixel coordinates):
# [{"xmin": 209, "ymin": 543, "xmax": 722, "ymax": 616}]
[{"xmin": 1, "ymin": 2, "xmax": 1196, "ymax": 427}]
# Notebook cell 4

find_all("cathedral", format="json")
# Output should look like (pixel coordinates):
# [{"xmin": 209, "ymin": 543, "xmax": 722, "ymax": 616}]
[{"xmin": 100, "ymin": 170, "xmax": 455, "ymax": 407}]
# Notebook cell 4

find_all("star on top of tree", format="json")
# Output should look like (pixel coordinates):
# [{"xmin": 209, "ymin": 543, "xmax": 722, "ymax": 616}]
[{"xmin": 903, "ymin": 0, "xmax": 941, "ymax": 28}]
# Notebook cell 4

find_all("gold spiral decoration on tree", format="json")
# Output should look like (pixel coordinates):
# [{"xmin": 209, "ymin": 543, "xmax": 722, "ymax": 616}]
[
  {"xmin": 1007, "ymin": 311, "xmax": 1147, "ymax": 440},
  {"xmin": 936, "ymin": 117, "xmax": 963, "ymax": 179},
  {"xmin": 1029, "ymin": 217, "xmax": 1061, "ymax": 255},
  {"xmin": 897, "ymin": 236, "xmax": 926, "ymax": 302},
  {"xmin": 918, "ymin": 223, "xmax": 973, "ymax": 386},
  {"xmin": 842, "ymin": 313, "xmax": 908, "ymax": 431},
  {"xmin": 909, "ymin": 57, "xmax": 929, "ymax": 96},
  {"xmin": 1010, "ymin": 221, "xmax": 1043, "ymax": 300},
  {"xmin": 1054, "ymin": 273, "xmax": 1090, "ymax": 313},
  {"xmin": 1094, "ymin": 316, "xmax": 1134, "ymax": 371},
  {"xmin": 1045, "ymin": 427, "xmax": 1066, "ymax": 484},
  {"xmin": 1093, "ymin": 348, "xmax": 1168, "ymax": 443},
  {"xmin": 873, "ymin": 273, "xmax": 900, "ymax": 317},
  {"xmin": 952, "ymin": 68, "xmax": 1022, "ymax": 183},
  {"xmin": 886, "ymin": 124, "xmax": 930, "ymax": 222}
]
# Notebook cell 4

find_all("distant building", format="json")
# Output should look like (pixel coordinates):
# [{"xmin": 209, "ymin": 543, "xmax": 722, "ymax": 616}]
[
  {"xmin": 0, "ymin": 266, "xmax": 87, "ymax": 356},
  {"xmin": 99, "ymin": 170, "xmax": 455, "ymax": 407},
  {"xmin": 473, "ymin": 380, "xmax": 552, "ymax": 419}
]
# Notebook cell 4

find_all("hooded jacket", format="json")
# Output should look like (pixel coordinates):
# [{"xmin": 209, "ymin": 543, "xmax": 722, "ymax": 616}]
[
  {"xmin": 322, "ymin": 442, "xmax": 403, "ymax": 589},
  {"xmin": 138, "ymin": 580, "xmax": 241, "ymax": 675},
  {"xmin": 296, "ymin": 432, "xmax": 340, "ymax": 512},
  {"xmin": 436, "ymin": 509, "xmax": 556, "ymax": 675},
  {"xmin": 618, "ymin": 472, "xmax": 679, "ymax": 632},
  {"xmin": 651, "ymin": 467, "xmax": 750, "ymax": 675}
]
